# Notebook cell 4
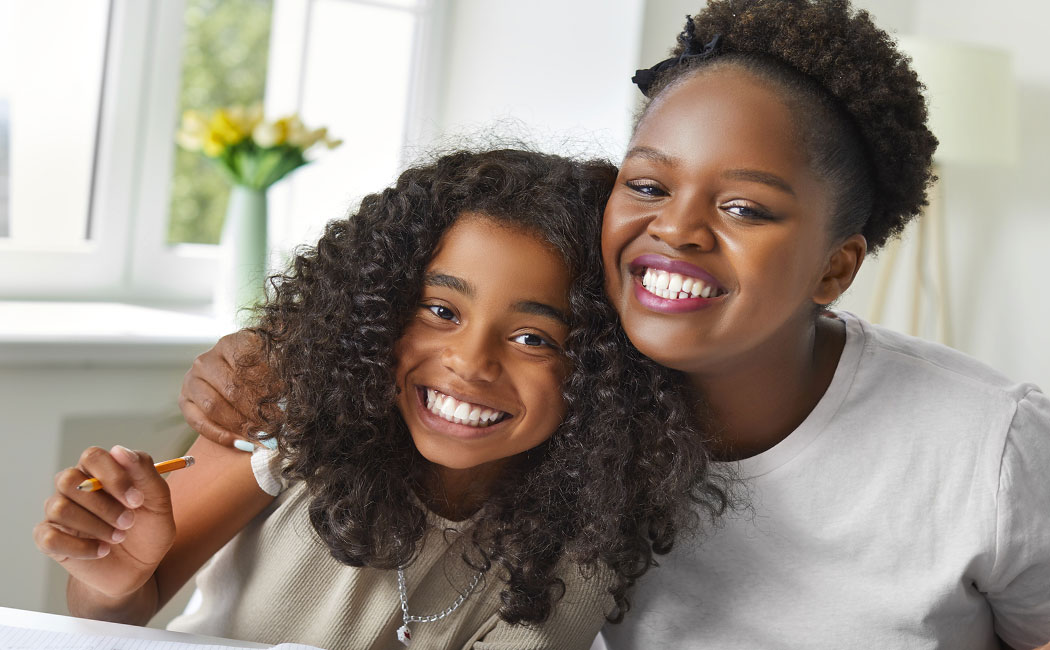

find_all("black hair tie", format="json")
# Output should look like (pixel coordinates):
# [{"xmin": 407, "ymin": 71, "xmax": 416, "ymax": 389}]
[{"xmin": 632, "ymin": 30, "xmax": 723, "ymax": 97}]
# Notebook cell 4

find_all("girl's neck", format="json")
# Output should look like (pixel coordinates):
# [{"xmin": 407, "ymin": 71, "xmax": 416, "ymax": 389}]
[
  {"xmin": 691, "ymin": 313, "xmax": 846, "ymax": 461},
  {"xmin": 417, "ymin": 460, "xmax": 506, "ymax": 522}
]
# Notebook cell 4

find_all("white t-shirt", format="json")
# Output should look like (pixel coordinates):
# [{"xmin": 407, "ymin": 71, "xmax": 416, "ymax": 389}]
[{"xmin": 602, "ymin": 312, "xmax": 1050, "ymax": 650}]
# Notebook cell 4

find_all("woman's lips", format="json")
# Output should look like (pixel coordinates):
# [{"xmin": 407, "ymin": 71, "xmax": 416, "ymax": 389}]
[
  {"xmin": 629, "ymin": 254, "xmax": 723, "ymax": 290},
  {"xmin": 632, "ymin": 278, "xmax": 721, "ymax": 313},
  {"xmin": 628, "ymin": 253, "xmax": 727, "ymax": 313}
]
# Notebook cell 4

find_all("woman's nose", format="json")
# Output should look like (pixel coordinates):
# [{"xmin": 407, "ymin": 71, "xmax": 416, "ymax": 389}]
[
  {"xmin": 440, "ymin": 332, "xmax": 501, "ymax": 383},
  {"xmin": 645, "ymin": 195, "xmax": 717, "ymax": 251}
]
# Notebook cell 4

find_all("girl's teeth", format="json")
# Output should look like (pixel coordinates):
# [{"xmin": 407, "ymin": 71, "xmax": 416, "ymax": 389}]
[
  {"xmin": 425, "ymin": 389, "xmax": 506, "ymax": 428},
  {"xmin": 440, "ymin": 399, "xmax": 457, "ymax": 419},
  {"xmin": 641, "ymin": 268, "xmax": 720, "ymax": 301}
]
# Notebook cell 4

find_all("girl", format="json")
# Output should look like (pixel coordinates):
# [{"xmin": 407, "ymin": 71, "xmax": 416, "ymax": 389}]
[{"xmin": 34, "ymin": 150, "xmax": 728, "ymax": 649}]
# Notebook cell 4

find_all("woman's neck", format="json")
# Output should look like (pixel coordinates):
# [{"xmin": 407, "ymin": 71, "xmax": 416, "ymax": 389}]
[{"xmin": 691, "ymin": 313, "xmax": 846, "ymax": 461}]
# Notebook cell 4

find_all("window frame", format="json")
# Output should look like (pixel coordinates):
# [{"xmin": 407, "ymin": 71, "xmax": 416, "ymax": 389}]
[{"xmin": 0, "ymin": 0, "xmax": 442, "ymax": 303}]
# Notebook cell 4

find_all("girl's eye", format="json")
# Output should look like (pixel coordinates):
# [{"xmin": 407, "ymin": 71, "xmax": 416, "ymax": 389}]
[
  {"xmin": 512, "ymin": 332, "xmax": 556, "ymax": 349},
  {"xmin": 723, "ymin": 202, "xmax": 775, "ymax": 221},
  {"xmin": 624, "ymin": 180, "xmax": 668, "ymax": 198},
  {"xmin": 425, "ymin": 304, "xmax": 458, "ymax": 322}
]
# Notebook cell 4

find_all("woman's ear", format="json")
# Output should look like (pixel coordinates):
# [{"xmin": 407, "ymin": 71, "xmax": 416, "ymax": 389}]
[{"xmin": 813, "ymin": 234, "xmax": 867, "ymax": 305}]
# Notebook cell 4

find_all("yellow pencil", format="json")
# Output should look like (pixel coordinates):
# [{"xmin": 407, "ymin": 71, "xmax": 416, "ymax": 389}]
[{"xmin": 76, "ymin": 456, "xmax": 196, "ymax": 492}]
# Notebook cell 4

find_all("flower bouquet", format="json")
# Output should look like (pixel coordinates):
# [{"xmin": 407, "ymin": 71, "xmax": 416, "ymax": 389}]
[{"xmin": 176, "ymin": 105, "xmax": 340, "ymax": 324}]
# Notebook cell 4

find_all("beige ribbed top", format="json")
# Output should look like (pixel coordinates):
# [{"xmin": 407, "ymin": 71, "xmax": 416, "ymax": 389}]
[{"xmin": 167, "ymin": 452, "xmax": 613, "ymax": 649}]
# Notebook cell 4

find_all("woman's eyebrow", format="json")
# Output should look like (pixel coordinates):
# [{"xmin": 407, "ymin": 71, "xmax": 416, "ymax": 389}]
[
  {"xmin": 624, "ymin": 145, "xmax": 678, "ymax": 167},
  {"xmin": 722, "ymin": 168, "xmax": 796, "ymax": 196},
  {"xmin": 424, "ymin": 272, "xmax": 473, "ymax": 296},
  {"xmin": 513, "ymin": 300, "xmax": 569, "ymax": 326}
]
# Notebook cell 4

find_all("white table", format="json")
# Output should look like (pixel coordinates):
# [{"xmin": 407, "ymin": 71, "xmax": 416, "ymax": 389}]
[{"xmin": 0, "ymin": 606, "xmax": 267, "ymax": 648}]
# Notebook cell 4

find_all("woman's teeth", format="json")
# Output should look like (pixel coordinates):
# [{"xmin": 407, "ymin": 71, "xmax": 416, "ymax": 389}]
[
  {"xmin": 641, "ymin": 268, "xmax": 721, "ymax": 300},
  {"xmin": 425, "ymin": 388, "xmax": 508, "ymax": 427}
]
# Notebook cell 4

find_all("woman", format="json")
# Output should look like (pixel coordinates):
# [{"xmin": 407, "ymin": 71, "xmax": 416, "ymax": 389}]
[{"xmin": 182, "ymin": 1, "xmax": 1050, "ymax": 648}]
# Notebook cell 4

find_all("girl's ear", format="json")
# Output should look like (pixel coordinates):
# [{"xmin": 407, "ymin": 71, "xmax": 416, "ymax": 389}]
[{"xmin": 813, "ymin": 234, "xmax": 867, "ymax": 305}]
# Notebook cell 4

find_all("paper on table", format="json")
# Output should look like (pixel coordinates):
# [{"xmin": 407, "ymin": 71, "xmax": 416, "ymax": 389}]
[{"xmin": 0, "ymin": 624, "xmax": 325, "ymax": 650}]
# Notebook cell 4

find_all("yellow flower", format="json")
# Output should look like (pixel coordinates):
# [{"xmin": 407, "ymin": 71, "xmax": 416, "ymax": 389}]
[
  {"xmin": 202, "ymin": 130, "xmax": 228, "ymax": 157},
  {"xmin": 175, "ymin": 110, "xmax": 209, "ymax": 151},
  {"xmin": 208, "ymin": 109, "xmax": 248, "ymax": 148},
  {"xmin": 252, "ymin": 120, "xmax": 286, "ymax": 148}
]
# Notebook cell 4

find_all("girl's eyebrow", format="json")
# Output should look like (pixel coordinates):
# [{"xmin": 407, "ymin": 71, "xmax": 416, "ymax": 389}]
[
  {"xmin": 425, "ymin": 272, "xmax": 569, "ymax": 326},
  {"xmin": 425, "ymin": 272, "xmax": 473, "ymax": 295},
  {"xmin": 513, "ymin": 300, "xmax": 569, "ymax": 326}
]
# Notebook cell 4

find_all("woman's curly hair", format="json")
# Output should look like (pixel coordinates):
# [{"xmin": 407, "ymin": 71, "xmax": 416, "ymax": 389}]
[
  {"xmin": 639, "ymin": 0, "xmax": 938, "ymax": 252},
  {"xmin": 244, "ymin": 149, "xmax": 729, "ymax": 625}
]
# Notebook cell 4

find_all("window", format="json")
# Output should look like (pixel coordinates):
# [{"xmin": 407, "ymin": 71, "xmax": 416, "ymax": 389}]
[
  {"xmin": 0, "ymin": 0, "xmax": 441, "ymax": 303},
  {"xmin": 168, "ymin": 0, "xmax": 274, "ymax": 245}
]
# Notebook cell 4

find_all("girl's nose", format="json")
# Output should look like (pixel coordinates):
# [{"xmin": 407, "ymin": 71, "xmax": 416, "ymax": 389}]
[
  {"xmin": 440, "ymin": 332, "xmax": 501, "ymax": 383},
  {"xmin": 645, "ymin": 195, "xmax": 717, "ymax": 252}
]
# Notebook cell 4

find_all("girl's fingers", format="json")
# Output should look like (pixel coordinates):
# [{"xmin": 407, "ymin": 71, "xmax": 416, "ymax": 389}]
[
  {"xmin": 33, "ymin": 520, "xmax": 111, "ymax": 561},
  {"xmin": 71, "ymin": 446, "xmax": 141, "ymax": 510},
  {"xmin": 41, "ymin": 493, "xmax": 127, "ymax": 544},
  {"xmin": 53, "ymin": 466, "xmax": 135, "ymax": 532},
  {"xmin": 108, "ymin": 446, "xmax": 172, "ymax": 511}
]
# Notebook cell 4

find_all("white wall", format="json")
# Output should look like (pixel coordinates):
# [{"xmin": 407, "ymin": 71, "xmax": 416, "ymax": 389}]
[
  {"xmin": 835, "ymin": 0, "xmax": 1050, "ymax": 390},
  {"xmin": 432, "ymin": 0, "xmax": 646, "ymax": 160}
]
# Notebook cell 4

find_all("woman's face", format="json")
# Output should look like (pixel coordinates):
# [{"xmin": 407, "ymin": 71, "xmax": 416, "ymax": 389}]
[
  {"xmin": 395, "ymin": 214, "xmax": 571, "ymax": 471},
  {"xmin": 602, "ymin": 66, "xmax": 851, "ymax": 376}
]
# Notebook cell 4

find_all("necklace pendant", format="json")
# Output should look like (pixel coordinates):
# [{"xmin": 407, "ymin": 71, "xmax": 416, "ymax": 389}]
[{"xmin": 396, "ymin": 624, "xmax": 412, "ymax": 646}]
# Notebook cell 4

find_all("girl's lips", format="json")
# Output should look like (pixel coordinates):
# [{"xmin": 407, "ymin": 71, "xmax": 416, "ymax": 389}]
[
  {"xmin": 629, "ymin": 254, "xmax": 723, "ymax": 291},
  {"xmin": 413, "ymin": 385, "xmax": 512, "ymax": 441}
]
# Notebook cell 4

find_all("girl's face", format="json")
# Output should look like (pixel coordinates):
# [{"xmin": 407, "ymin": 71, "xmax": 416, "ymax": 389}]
[
  {"xmin": 395, "ymin": 214, "xmax": 572, "ymax": 472},
  {"xmin": 602, "ymin": 66, "xmax": 857, "ymax": 376}
]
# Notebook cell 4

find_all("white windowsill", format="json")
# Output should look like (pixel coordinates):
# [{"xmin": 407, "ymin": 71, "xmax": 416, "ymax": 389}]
[{"xmin": 0, "ymin": 301, "xmax": 232, "ymax": 366}]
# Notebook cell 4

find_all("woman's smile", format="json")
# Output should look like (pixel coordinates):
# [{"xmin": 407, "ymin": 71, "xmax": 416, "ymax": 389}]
[
  {"xmin": 630, "ymin": 253, "xmax": 728, "ymax": 313},
  {"xmin": 602, "ymin": 65, "xmax": 839, "ymax": 376}
]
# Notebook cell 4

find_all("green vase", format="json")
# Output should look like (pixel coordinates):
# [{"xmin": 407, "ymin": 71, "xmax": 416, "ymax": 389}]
[{"xmin": 215, "ymin": 184, "xmax": 268, "ymax": 326}]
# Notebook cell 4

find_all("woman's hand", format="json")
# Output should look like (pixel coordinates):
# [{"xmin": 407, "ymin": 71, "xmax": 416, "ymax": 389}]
[
  {"xmin": 34, "ymin": 445, "xmax": 175, "ymax": 601},
  {"xmin": 178, "ymin": 330, "xmax": 264, "ymax": 449}
]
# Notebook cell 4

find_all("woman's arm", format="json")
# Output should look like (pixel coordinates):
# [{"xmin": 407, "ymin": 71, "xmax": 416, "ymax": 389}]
[{"xmin": 178, "ymin": 331, "xmax": 267, "ymax": 449}]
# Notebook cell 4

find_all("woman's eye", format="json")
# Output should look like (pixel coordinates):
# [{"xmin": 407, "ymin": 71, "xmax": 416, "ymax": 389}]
[
  {"xmin": 723, "ymin": 202, "xmax": 774, "ymax": 221},
  {"xmin": 512, "ymin": 332, "xmax": 555, "ymax": 348},
  {"xmin": 425, "ymin": 304, "xmax": 457, "ymax": 322},
  {"xmin": 624, "ymin": 181, "xmax": 668, "ymax": 197}
]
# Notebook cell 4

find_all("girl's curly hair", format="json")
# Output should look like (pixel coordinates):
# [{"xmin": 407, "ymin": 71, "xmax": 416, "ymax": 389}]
[
  {"xmin": 245, "ymin": 149, "xmax": 729, "ymax": 625},
  {"xmin": 640, "ymin": 0, "xmax": 938, "ymax": 252}
]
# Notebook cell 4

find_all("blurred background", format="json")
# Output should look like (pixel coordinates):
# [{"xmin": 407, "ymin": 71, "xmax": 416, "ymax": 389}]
[{"xmin": 0, "ymin": 0, "xmax": 1047, "ymax": 625}]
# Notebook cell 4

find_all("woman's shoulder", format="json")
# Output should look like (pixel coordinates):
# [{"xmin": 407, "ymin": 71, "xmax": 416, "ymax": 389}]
[{"xmin": 839, "ymin": 311, "xmax": 1039, "ymax": 407}]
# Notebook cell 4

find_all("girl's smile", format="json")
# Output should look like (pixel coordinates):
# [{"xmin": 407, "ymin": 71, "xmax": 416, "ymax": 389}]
[{"xmin": 395, "ymin": 214, "xmax": 571, "ymax": 472}]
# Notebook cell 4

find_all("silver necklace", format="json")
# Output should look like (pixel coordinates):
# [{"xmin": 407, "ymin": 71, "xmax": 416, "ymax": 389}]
[{"xmin": 395, "ymin": 566, "xmax": 483, "ymax": 646}]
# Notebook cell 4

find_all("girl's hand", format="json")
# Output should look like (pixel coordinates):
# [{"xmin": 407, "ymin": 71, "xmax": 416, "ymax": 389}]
[
  {"xmin": 178, "ymin": 330, "xmax": 263, "ymax": 449},
  {"xmin": 33, "ymin": 445, "xmax": 176, "ymax": 599}
]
